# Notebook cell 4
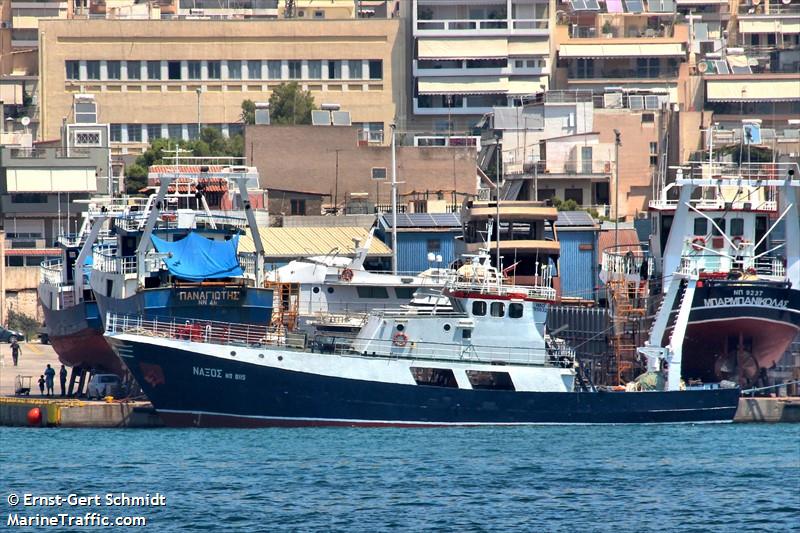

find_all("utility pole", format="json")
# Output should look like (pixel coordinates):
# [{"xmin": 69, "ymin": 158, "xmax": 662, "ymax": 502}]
[
  {"xmin": 195, "ymin": 88, "xmax": 202, "ymax": 135},
  {"xmin": 334, "ymin": 149, "xmax": 340, "ymax": 214},
  {"xmin": 614, "ymin": 129, "xmax": 621, "ymax": 250},
  {"xmin": 0, "ymin": 231, "xmax": 5, "ymax": 327},
  {"xmin": 495, "ymin": 134, "xmax": 502, "ymax": 270},
  {"xmin": 390, "ymin": 123, "xmax": 398, "ymax": 274}
]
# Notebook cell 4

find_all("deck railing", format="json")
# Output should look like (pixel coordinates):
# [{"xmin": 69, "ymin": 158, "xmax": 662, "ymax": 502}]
[
  {"xmin": 39, "ymin": 259, "xmax": 65, "ymax": 286},
  {"xmin": 107, "ymin": 313, "xmax": 574, "ymax": 368}
]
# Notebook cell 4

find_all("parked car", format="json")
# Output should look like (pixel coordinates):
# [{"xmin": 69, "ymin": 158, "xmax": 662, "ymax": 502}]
[
  {"xmin": 87, "ymin": 374, "xmax": 122, "ymax": 399},
  {"xmin": 0, "ymin": 326, "xmax": 24, "ymax": 343}
]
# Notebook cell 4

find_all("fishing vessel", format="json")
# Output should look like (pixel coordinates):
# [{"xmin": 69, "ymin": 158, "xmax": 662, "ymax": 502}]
[
  {"xmin": 90, "ymin": 168, "xmax": 273, "ymax": 340},
  {"xmin": 105, "ymin": 251, "xmax": 739, "ymax": 427},
  {"xmin": 603, "ymin": 160, "xmax": 800, "ymax": 387}
]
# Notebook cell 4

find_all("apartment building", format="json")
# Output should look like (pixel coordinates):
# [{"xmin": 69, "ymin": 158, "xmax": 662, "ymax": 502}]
[
  {"xmin": 38, "ymin": 16, "xmax": 406, "ymax": 153},
  {"xmin": 553, "ymin": 0, "xmax": 689, "ymax": 106},
  {"xmin": 408, "ymin": 0, "xmax": 555, "ymax": 144}
]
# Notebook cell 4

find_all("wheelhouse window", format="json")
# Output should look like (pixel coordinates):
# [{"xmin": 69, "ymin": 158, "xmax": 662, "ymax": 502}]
[
  {"xmin": 466, "ymin": 370, "xmax": 515, "ymax": 391},
  {"xmin": 395, "ymin": 287, "xmax": 416, "ymax": 300},
  {"xmin": 472, "ymin": 301, "xmax": 486, "ymax": 316},
  {"xmin": 712, "ymin": 218, "xmax": 726, "ymax": 236},
  {"xmin": 693, "ymin": 218, "xmax": 708, "ymax": 236},
  {"xmin": 410, "ymin": 367, "xmax": 458, "ymax": 388},
  {"xmin": 730, "ymin": 218, "xmax": 744, "ymax": 237},
  {"xmin": 356, "ymin": 286, "xmax": 389, "ymax": 299},
  {"xmin": 490, "ymin": 302, "xmax": 505, "ymax": 317},
  {"xmin": 509, "ymin": 303, "xmax": 523, "ymax": 318}
]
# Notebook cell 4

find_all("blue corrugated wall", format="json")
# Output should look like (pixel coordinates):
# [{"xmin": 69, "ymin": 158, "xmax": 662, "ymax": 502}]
[
  {"xmin": 378, "ymin": 230, "xmax": 459, "ymax": 274},
  {"xmin": 557, "ymin": 230, "xmax": 598, "ymax": 301}
]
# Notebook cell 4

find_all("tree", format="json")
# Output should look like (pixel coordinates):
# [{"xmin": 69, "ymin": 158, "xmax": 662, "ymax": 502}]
[
  {"xmin": 124, "ymin": 163, "xmax": 148, "ymax": 194},
  {"xmin": 268, "ymin": 82, "xmax": 316, "ymax": 125},
  {"xmin": 241, "ymin": 99, "xmax": 256, "ymax": 125}
]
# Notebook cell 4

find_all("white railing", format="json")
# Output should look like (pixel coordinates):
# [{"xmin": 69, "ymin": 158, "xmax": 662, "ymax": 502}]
[
  {"xmin": 416, "ymin": 18, "xmax": 548, "ymax": 32},
  {"xmin": 601, "ymin": 247, "xmax": 653, "ymax": 281},
  {"xmin": 447, "ymin": 280, "xmax": 556, "ymax": 302},
  {"xmin": 39, "ymin": 259, "xmax": 65, "ymax": 286},
  {"xmin": 107, "ymin": 313, "xmax": 573, "ymax": 368},
  {"xmin": 678, "ymin": 253, "xmax": 787, "ymax": 279}
]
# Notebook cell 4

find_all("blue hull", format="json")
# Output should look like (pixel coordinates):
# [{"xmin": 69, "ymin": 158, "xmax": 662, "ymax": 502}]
[
  {"xmin": 95, "ymin": 285, "xmax": 273, "ymax": 327},
  {"xmin": 109, "ymin": 338, "xmax": 740, "ymax": 427}
]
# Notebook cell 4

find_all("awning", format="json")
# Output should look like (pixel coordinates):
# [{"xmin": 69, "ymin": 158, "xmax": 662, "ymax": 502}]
[
  {"xmin": 418, "ymin": 77, "xmax": 509, "ymax": 95},
  {"xmin": 739, "ymin": 19, "xmax": 800, "ymax": 34},
  {"xmin": 507, "ymin": 39, "xmax": 550, "ymax": 56},
  {"xmin": 6, "ymin": 168, "xmax": 97, "ymax": 193},
  {"xmin": 706, "ymin": 78, "xmax": 800, "ymax": 102},
  {"xmin": 418, "ymin": 38, "xmax": 508, "ymax": 60},
  {"xmin": 559, "ymin": 42, "xmax": 685, "ymax": 58},
  {"xmin": 506, "ymin": 76, "xmax": 549, "ymax": 95}
]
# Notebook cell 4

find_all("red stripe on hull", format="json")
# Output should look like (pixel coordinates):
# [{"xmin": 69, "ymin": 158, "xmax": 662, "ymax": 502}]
[
  {"xmin": 158, "ymin": 412, "xmax": 462, "ymax": 428},
  {"xmin": 683, "ymin": 318, "xmax": 799, "ymax": 385},
  {"xmin": 50, "ymin": 328, "xmax": 124, "ymax": 376}
]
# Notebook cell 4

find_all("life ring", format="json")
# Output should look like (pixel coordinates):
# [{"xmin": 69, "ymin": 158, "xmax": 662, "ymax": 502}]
[
  {"xmin": 339, "ymin": 268, "xmax": 354, "ymax": 282},
  {"xmin": 392, "ymin": 332, "xmax": 408, "ymax": 347},
  {"xmin": 691, "ymin": 237, "xmax": 706, "ymax": 251}
]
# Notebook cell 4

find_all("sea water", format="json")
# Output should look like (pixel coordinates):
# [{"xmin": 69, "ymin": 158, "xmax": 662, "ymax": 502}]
[{"xmin": 1, "ymin": 424, "xmax": 798, "ymax": 532}]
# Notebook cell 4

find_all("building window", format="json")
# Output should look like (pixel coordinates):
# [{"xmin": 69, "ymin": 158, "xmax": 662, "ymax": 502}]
[
  {"xmin": 509, "ymin": 303, "xmax": 523, "ymax": 319},
  {"xmin": 227, "ymin": 60, "xmax": 241, "ymax": 79},
  {"xmin": 576, "ymin": 58, "xmax": 594, "ymax": 78},
  {"xmin": 307, "ymin": 60, "xmax": 322, "ymax": 79},
  {"xmin": 356, "ymin": 286, "xmax": 390, "ymax": 299},
  {"xmin": 490, "ymin": 302, "xmax": 505, "ymax": 317},
  {"xmin": 229, "ymin": 123, "xmax": 244, "ymax": 136},
  {"xmin": 126, "ymin": 61, "xmax": 141, "ymax": 80},
  {"xmin": 110, "ymin": 124, "xmax": 122, "ymax": 142},
  {"xmin": 105, "ymin": 61, "xmax": 121, "ymax": 80},
  {"xmin": 147, "ymin": 124, "xmax": 162, "ymax": 140},
  {"xmin": 348, "ymin": 60, "xmax": 363, "ymax": 79},
  {"xmin": 168, "ymin": 124, "xmax": 183, "ymax": 139},
  {"xmin": 290, "ymin": 199, "xmax": 306, "ymax": 215},
  {"xmin": 642, "ymin": 113, "xmax": 655, "ymax": 124},
  {"xmin": 127, "ymin": 124, "xmax": 142, "ymax": 143},
  {"xmin": 313, "ymin": 9, "xmax": 325, "ymax": 18},
  {"xmin": 10, "ymin": 193, "xmax": 48, "ymax": 204},
  {"xmin": 65, "ymin": 60, "xmax": 80, "ymax": 80},
  {"xmin": 187, "ymin": 123, "xmax": 199, "ymax": 140},
  {"xmin": 328, "ymin": 60, "xmax": 342, "ymax": 79},
  {"xmin": 74, "ymin": 131, "xmax": 101, "ymax": 146},
  {"xmin": 207, "ymin": 61, "xmax": 221, "ymax": 80},
  {"xmin": 86, "ymin": 61, "xmax": 101, "ymax": 80},
  {"xmin": 187, "ymin": 61, "xmax": 201, "ymax": 80},
  {"xmin": 368, "ymin": 60, "xmax": 383, "ymax": 80},
  {"xmin": 168, "ymin": 61, "xmax": 181, "ymax": 80},
  {"xmin": 426, "ymin": 239, "xmax": 441, "ymax": 253},
  {"xmin": 288, "ymin": 60, "xmax": 302, "ymax": 79},
  {"xmin": 148, "ymin": 61, "xmax": 162, "ymax": 80},
  {"xmin": 649, "ymin": 142, "xmax": 658, "ymax": 166},
  {"xmin": 472, "ymin": 301, "xmax": 487, "ymax": 316},
  {"xmin": 248, "ymin": 60, "xmax": 261, "ymax": 80},
  {"xmin": 267, "ymin": 60, "xmax": 281, "ymax": 79},
  {"xmin": 538, "ymin": 188, "xmax": 556, "ymax": 201},
  {"xmin": 75, "ymin": 101, "xmax": 97, "ymax": 124},
  {"xmin": 565, "ymin": 188, "xmax": 584, "ymax": 205}
]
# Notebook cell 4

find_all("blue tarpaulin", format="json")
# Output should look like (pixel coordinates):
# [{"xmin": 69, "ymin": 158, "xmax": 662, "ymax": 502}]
[{"xmin": 151, "ymin": 232, "xmax": 243, "ymax": 281}]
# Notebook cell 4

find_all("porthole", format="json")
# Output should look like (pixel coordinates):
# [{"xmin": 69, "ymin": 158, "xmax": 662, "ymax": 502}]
[
  {"xmin": 278, "ymin": 355, "xmax": 283, "ymax": 361},
  {"xmin": 443, "ymin": 324, "xmax": 451, "ymax": 331},
  {"xmin": 230, "ymin": 351, "xmax": 236, "ymax": 357},
  {"xmin": 396, "ymin": 324, "xmax": 405, "ymax": 332},
  {"xmin": 258, "ymin": 354, "xmax": 264, "ymax": 359},
  {"xmin": 312, "ymin": 287, "xmax": 320, "ymax": 294},
  {"xmin": 327, "ymin": 287, "xmax": 334, "ymax": 294}
]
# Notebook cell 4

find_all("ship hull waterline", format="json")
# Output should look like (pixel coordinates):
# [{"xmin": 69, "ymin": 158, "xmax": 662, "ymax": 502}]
[{"xmin": 108, "ymin": 336, "xmax": 740, "ymax": 427}]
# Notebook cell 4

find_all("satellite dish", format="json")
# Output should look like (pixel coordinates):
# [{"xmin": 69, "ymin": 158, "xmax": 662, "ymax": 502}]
[{"xmin": 20, "ymin": 116, "xmax": 31, "ymax": 126}]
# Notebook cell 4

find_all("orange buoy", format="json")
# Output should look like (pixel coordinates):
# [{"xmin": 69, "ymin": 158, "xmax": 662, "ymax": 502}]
[{"xmin": 27, "ymin": 407, "xmax": 42, "ymax": 426}]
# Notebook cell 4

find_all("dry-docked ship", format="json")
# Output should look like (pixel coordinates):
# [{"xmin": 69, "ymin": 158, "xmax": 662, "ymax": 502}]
[
  {"xmin": 605, "ymin": 160, "xmax": 799, "ymax": 387},
  {"xmin": 105, "ymin": 251, "xmax": 740, "ymax": 427}
]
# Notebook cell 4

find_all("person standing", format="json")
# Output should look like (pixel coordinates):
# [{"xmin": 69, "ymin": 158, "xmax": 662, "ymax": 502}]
[
  {"xmin": 38, "ymin": 375, "xmax": 45, "ymax": 396},
  {"xmin": 59, "ymin": 365, "xmax": 68, "ymax": 397},
  {"xmin": 10, "ymin": 339, "xmax": 21, "ymax": 366},
  {"xmin": 44, "ymin": 364, "xmax": 56, "ymax": 397}
]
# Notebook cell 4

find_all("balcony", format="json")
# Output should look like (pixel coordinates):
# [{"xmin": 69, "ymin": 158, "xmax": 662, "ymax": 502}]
[
  {"xmin": 414, "ymin": 1, "xmax": 549, "ymax": 37},
  {"xmin": 738, "ymin": 1, "xmax": 800, "ymax": 16},
  {"xmin": 414, "ymin": 60, "xmax": 549, "ymax": 78}
]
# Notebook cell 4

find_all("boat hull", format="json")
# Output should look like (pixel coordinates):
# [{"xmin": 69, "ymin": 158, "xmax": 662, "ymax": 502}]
[
  {"xmin": 675, "ymin": 282, "xmax": 800, "ymax": 384},
  {"xmin": 41, "ymin": 300, "xmax": 122, "ymax": 374},
  {"xmin": 108, "ymin": 336, "xmax": 740, "ymax": 426},
  {"xmin": 94, "ymin": 285, "xmax": 273, "ymax": 328}
]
